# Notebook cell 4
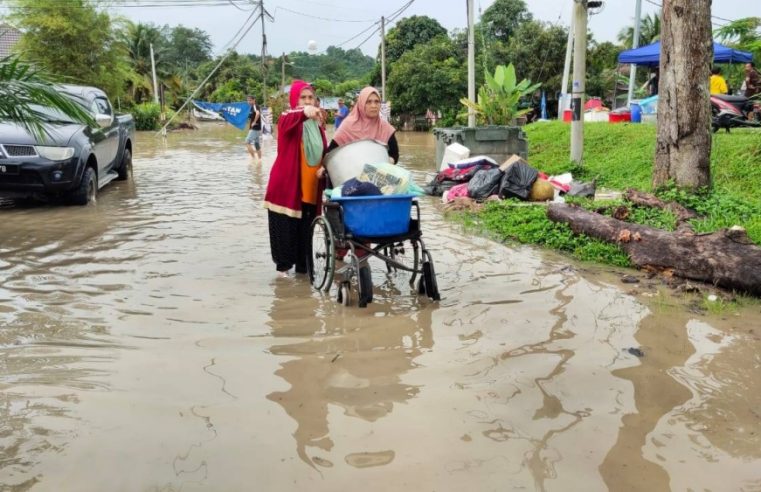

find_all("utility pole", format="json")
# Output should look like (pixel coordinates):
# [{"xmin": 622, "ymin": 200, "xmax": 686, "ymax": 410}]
[
  {"xmin": 467, "ymin": 0, "xmax": 475, "ymax": 128},
  {"xmin": 559, "ymin": 14, "xmax": 574, "ymax": 118},
  {"xmin": 381, "ymin": 16, "xmax": 386, "ymax": 102},
  {"xmin": 150, "ymin": 43, "xmax": 159, "ymax": 104},
  {"xmin": 260, "ymin": 1, "xmax": 267, "ymax": 106},
  {"xmin": 570, "ymin": 0, "xmax": 588, "ymax": 163},
  {"xmin": 281, "ymin": 52, "xmax": 286, "ymax": 90},
  {"xmin": 626, "ymin": 0, "xmax": 643, "ymax": 106}
]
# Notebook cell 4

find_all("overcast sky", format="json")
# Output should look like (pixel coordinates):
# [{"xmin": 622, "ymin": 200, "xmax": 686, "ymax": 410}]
[{"xmin": 2, "ymin": 0, "xmax": 759, "ymax": 57}]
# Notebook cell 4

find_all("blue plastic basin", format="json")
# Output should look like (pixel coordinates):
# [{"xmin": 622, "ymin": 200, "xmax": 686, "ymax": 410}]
[{"xmin": 331, "ymin": 194, "xmax": 415, "ymax": 237}]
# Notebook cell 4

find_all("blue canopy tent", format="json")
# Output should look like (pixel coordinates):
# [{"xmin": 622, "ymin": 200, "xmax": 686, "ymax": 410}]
[{"xmin": 618, "ymin": 41, "xmax": 753, "ymax": 67}]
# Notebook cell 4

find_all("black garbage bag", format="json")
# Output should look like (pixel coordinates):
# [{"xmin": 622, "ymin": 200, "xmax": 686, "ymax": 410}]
[
  {"xmin": 422, "ymin": 179, "xmax": 458, "ymax": 196},
  {"xmin": 467, "ymin": 168, "xmax": 504, "ymax": 200},
  {"xmin": 499, "ymin": 162, "xmax": 539, "ymax": 200},
  {"xmin": 342, "ymin": 178, "xmax": 382, "ymax": 197}
]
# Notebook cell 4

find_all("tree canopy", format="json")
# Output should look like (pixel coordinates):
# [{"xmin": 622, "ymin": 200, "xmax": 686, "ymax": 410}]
[
  {"xmin": 387, "ymin": 35, "xmax": 466, "ymax": 116},
  {"xmin": 481, "ymin": 0, "xmax": 533, "ymax": 43},
  {"xmin": 10, "ymin": 0, "xmax": 129, "ymax": 98},
  {"xmin": 383, "ymin": 15, "xmax": 448, "ymax": 64}
]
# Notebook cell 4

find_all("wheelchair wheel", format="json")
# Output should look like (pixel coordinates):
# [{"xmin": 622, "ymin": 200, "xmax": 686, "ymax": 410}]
[
  {"xmin": 359, "ymin": 265, "xmax": 373, "ymax": 306},
  {"xmin": 417, "ymin": 250, "xmax": 440, "ymax": 301},
  {"xmin": 309, "ymin": 216, "xmax": 335, "ymax": 291},
  {"xmin": 337, "ymin": 281, "xmax": 351, "ymax": 306},
  {"xmin": 348, "ymin": 253, "xmax": 372, "ymax": 308}
]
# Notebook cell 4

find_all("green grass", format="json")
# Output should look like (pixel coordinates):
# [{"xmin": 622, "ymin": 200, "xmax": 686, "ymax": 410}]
[{"xmin": 466, "ymin": 121, "xmax": 761, "ymax": 267}]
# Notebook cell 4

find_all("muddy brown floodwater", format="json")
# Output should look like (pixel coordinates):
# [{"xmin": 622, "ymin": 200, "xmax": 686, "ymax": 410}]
[{"xmin": 1, "ymin": 125, "xmax": 760, "ymax": 491}]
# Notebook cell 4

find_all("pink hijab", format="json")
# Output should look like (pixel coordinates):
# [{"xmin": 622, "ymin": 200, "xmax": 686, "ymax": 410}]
[
  {"xmin": 289, "ymin": 80, "xmax": 312, "ymax": 109},
  {"xmin": 333, "ymin": 86, "xmax": 395, "ymax": 146}
]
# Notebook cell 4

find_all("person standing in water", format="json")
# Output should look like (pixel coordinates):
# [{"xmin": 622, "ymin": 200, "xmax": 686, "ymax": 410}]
[
  {"xmin": 263, "ymin": 81, "xmax": 327, "ymax": 277},
  {"xmin": 245, "ymin": 95, "xmax": 262, "ymax": 160}
]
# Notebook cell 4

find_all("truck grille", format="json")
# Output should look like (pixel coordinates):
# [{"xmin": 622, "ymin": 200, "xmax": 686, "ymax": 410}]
[{"xmin": 1, "ymin": 144, "xmax": 37, "ymax": 158}]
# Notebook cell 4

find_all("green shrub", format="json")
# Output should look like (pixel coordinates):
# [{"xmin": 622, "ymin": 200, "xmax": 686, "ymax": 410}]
[{"xmin": 131, "ymin": 102, "xmax": 161, "ymax": 131}]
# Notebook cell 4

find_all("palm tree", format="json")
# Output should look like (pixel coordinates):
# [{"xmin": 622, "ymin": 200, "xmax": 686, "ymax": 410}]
[
  {"xmin": 618, "ymin": 12, "xmax": 661, "ymax": 48},
  {"xmin": 118, "ymin": 21, "xmax": 169, "ymax": 104},
  {"xmin": 0, "ymin": 55, "xmax": 94, "ymax": 139}
]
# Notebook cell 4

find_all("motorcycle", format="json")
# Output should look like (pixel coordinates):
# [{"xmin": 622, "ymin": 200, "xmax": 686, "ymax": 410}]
[{"xmin": 710, "ymin": 94, "xmax": 761, "ymax": 133}]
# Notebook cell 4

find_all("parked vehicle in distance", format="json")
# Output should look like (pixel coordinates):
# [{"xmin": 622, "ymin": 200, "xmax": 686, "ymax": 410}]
[
  {"xmin": 711, "ymin": 94, "xmax": 761, "ymax": 133},
  {"xmin": 0, "ymin": 85, "xmax": 135, "ymax": 205}
]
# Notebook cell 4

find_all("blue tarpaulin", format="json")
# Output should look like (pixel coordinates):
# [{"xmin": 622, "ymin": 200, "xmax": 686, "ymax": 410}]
[
  {"xmin": 192, "ymin": 101, "xmax": 251, "ymax": 130},
  {"xmin": 618, "ymin": 41, "xmax": 753, "ymax": 67}
]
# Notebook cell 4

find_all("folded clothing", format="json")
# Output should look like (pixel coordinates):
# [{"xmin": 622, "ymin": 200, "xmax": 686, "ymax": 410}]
[{"xmin": 448, "ymin": 155, "xmax": 498, "ymax": 170}]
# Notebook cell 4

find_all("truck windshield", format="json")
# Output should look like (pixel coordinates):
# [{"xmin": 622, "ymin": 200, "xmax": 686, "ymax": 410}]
[{"xmin": 29, "ymin": 95, "xmax": 91, "ymax": 124}]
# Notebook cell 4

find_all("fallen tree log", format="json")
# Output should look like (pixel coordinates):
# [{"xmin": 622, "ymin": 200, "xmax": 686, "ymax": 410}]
[{"xmin": 547, "ymin": 203, "xmax": 761, "ymax": 296}]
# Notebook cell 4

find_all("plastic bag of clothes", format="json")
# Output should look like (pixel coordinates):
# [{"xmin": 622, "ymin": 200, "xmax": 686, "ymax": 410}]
[
  {"xmin": 342, "ymin": 178, "xmax": 382, "ymax": 197},
  {"xmin": 423, "ymin": 163, "xmax": 496, "ymax": 196},
  {"xmin": 359, "ymin": 162, "xmax": 411, "ymax": 194},
  {"xmin": 499, "ymin": 161, "xmax": 539, "ymax": 200},
  {"xmin": 467, "ymin": 168, "xmax": 504, "ymax": 200}
]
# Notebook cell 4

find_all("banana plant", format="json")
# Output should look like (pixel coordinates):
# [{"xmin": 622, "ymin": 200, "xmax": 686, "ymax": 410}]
[{"xmin": 460, "ymin": 64, "xmax": 541, "ymax": 126}]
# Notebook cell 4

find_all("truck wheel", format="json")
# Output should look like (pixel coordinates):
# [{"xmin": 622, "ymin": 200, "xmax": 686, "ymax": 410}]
[
  {"xmin": 69, "ymin": 167, "xmax": 97, "ymax": 205},
  {"xmin": 117, "ymin": 148, "xmax": 132, "ymax": 181}
]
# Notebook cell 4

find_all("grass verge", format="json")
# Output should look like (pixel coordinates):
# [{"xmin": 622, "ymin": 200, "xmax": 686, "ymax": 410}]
[{"xmin": 461, "ymin": 121, "xmax": 761, "ymax": 268}]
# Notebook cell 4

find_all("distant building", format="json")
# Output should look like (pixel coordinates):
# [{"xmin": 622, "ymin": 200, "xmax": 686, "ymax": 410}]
[{"xmin": 0, "ymin": 23, "xmax": 22, "ymax": 58}]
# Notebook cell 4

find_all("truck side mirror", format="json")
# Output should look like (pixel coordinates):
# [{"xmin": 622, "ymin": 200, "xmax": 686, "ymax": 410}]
[{"xmin": 95, "ymin": 114, "xmax": 112, "ymax": 128}]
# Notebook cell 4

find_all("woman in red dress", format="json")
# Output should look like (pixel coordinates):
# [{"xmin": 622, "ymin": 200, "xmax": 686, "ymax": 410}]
[{"xmin": 264, "ymin": 81, "xmax": 327, "ymax": 277}]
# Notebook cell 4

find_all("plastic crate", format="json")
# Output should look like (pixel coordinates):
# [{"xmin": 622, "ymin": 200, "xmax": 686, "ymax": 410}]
[{"xmin": 330, "ymin": 194, "xmax": 415, "ymax": 237}]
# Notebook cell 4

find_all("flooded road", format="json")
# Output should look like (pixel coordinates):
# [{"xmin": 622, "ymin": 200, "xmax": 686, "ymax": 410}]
[{"xmin": 1, "ymin": 125, "xmax": 760, "ymax": 491}]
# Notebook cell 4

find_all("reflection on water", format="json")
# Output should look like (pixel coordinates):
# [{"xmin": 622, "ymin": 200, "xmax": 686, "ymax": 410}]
[
  {"xmin": 265, "ymin": 279, "xmax": 433, "ymax": 469},
  {"xmin": 1, "ymin": 123, "xmax": 760, "ymax": 490}
]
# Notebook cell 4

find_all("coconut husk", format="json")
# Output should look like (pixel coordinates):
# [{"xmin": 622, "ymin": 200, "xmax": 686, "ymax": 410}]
[{"xmin": 528, "ymin": 179, "xmax": 554, "ymax": 201}]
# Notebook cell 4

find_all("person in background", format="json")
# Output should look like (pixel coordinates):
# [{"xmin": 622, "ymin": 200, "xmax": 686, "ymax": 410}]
[
  {"xmin": 709, "ymin": 66, "xmax": 729, "ymax": 95},
  {"xmin": 328, "ymin": 87, "xmax": 398, "ymax": 163},
  {"xmin": 647, "ymin": 68, "xmax": 659, "ymax": 96},
  {"xmin": 744, "ymin": 62, "xmax": 760, "ymax": 98},
  {"xmin": 263, "ymin": 81, "xmax": 327, "ymax": 278},
  {"xmin": 245, "ymin": 95, "xmax": 262, "ymax": 160},
  {"xmin": 334, "ymin": 98, "xmax": 349, "ymax": 129},
  {"xmin": 314, "ymin": 96, "xmax": 328, "ymax": 130}
]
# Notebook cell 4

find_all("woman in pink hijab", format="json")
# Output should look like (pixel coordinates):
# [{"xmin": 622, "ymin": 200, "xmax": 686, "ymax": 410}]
[{"xmin": 328, "ymin": 86, "xmax": 398, "ymax": 163}]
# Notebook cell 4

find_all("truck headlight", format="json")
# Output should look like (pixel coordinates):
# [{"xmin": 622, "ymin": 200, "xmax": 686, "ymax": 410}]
[{"xmin": 35, "ymin": 146, "xmax": 75, "ymax": 161}]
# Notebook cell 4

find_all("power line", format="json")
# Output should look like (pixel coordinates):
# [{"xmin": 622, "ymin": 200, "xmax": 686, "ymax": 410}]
[
  {"xmin": 336, "ymin": 21, "xmax": 381, "ymax": 48},
  {"xmin": 2, "ymin": 0, "xmax": 255, "ymax": 8},
  {"xmin": 157, "ymin": 2, "xmax": 261, "ymax": 134},
  {"xmin": 273, "ymin": 5, "xmax": 376, "ymax": 23},
  {"xmin": 348, "ymin": 0, "xmax": 415, "ymax": 51}
]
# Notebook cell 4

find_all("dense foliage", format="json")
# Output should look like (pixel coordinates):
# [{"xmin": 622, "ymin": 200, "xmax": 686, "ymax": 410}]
[
  {"xmin": 4, "ymin": 0, "xmax": 757, "ymax": 126},
  {"xmin": 10, "ymin": 0, "xmax": 130, "ymax": 98}
]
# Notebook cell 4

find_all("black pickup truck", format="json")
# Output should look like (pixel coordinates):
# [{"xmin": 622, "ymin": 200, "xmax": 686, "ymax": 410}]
[{"xmin": 0, "ymin": 85, "xmax": 135, "ymax": 205}]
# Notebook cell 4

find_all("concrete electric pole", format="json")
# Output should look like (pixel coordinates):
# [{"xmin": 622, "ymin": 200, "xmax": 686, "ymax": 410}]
[
  {"xmin": 559, "ymin": 14, "xmax": 574, "ymax": 118},
  {"xmin": 570, "ymin": 0, "xmax": 588, "ymax": 163},
  {"xmin": 381, "ymin": 16, "xmax": 386, "ymax": 102},
  {"xmin": 150, "ymin": 43, "xmax": 159, "ymax": 105},
  {"xmin": 467, "ymin": 0, "xmax": 476, "ymax": 128},
  {"xmin": 260, "ymin": 2, "xmax": 267, "ymax": 106},
  {"xmin": 626, "ymin": 0, "xmax": 643, "ymax": 106}
]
